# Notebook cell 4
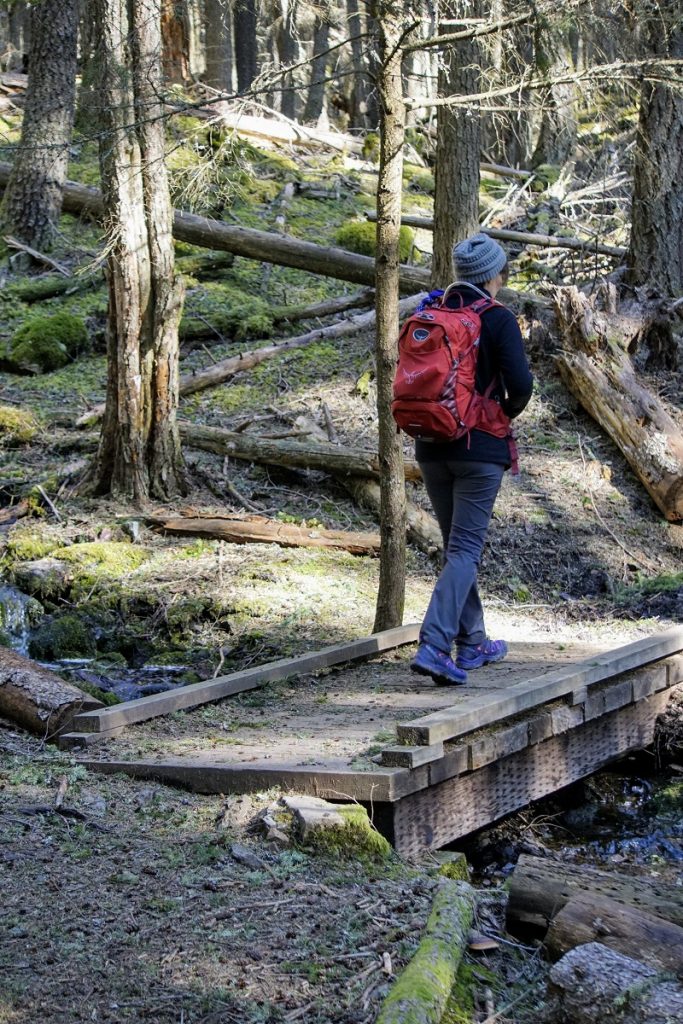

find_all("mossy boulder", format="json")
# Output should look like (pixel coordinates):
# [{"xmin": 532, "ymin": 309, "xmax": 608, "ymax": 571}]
[
  {"xmin": 28, "ymin": 613, "xmax": 96, "ymax": 660},
  {"xmin": 336, "ymin": 220, "xmax": 415, "ymax": 263},
  {"xmin": 0, "ymin": 404, "xmax": 39, "ymax": 444},
  {"xmin": 6, "ymin": 312, "xmax": 89, "ymax": 374},
  {"xmin": 285, "ymin": 796, "xmax": 392, "ymax": 864}
]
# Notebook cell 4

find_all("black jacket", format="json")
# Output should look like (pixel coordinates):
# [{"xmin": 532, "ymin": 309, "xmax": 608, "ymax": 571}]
[{"xmin": 415, "ymin": 284, "xmax": 533, "ymax": 467}]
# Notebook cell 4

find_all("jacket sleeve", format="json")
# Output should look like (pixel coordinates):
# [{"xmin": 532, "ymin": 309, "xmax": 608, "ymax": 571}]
[{"xmin": 485, "ymin": 306, "xmax": 534, "ymax": 418}]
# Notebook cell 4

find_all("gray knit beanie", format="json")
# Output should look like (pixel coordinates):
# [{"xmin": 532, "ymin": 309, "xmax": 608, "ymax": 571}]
[{"xmin": 453, "ymin": 233, "xmax": 507, "ymax": 284}]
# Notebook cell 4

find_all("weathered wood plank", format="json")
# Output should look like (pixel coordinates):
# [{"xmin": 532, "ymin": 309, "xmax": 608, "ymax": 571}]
[
  {"xmin": 72, "ymin": 623, "xmax": 421, "ymax": 733},
  {"xmin": 389, "ymin": 688, "xmax": 676, "ymax": 856},
  {"xmin": 80, "ymin": 757, "xmax": 428, "ymax": 803},
  {"xmin": 396, "ymin": 628, "xmax": 683, "ymax": 746},
  {"xmin": 380, "ymin": 742, "xmax": 444, "ymax": 769}
]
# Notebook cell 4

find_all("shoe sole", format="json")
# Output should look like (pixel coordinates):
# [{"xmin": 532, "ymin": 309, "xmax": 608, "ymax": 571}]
[
  {"xmin": 456, "ymin": 649, "xmax": 507, "ymax": 670},
  {"xmin": 410, "ymin": 661, "xmax": 467, "ymax": 686}
]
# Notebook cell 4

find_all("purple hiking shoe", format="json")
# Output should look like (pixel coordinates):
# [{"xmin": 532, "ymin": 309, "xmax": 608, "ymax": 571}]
[
  {"xmin": 456, "ymin": 638, "xmax": 508, "ymax": 670},
  {"xmin": 410, "ymin": 643, "xmax": 467, "ymax": 685}
]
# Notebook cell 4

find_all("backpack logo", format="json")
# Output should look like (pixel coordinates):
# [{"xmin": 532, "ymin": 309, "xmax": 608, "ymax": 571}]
[{"xmin": 412, "ymin": 328, "xmax": 430, "ymax": 342}]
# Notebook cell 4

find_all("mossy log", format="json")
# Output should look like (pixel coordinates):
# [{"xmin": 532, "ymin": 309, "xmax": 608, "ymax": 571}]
[
  {"xmin": 553, "ymin": 286, "xmax": 683, "ymax": 521},
  {"xmin": 0, "ymin": 162, "xmax": 430, "ymax": 292},
  {"xmin": 506, "ymin": 853, "xmax": 683, "ymax": 931},
  {"xmin": 545, "ymin": 891, "xmax": 683, "ymax": 978},
  {"xmin": 179, "ymin": 421, "xmax": 423, "ymax": 483},
  {"xmin": 376, "ymin": 879, "xmax": 477, "ymax": 1024},
  {"xmin": 147, "ymin": 513, "xmax": 381, "ymax": 555},
  {"xmin": 546, "ymin": 943, "xmax": 683, "ymax": 1024},
  {"xmin": 0, "ymin": 647, "xmax": 103, "ymax": 738}
]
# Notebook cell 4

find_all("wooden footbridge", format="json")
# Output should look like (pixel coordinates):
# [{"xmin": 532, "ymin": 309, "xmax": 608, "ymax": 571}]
[{"xmin": 68, "ymin": 625, "xmax": 683, "ymax": 857}]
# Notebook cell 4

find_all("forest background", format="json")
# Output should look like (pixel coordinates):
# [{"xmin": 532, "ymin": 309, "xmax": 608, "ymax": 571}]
[{"xmin": 0, "ymin": 2, "xmax": 682, "ymax": 1023}]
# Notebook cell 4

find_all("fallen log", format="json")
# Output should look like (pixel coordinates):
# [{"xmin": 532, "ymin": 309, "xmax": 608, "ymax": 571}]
[
  {"xmin": 0, "ymin": 647, "xmax": 103, "ymax": 738},
  {"xmin": 271, "ymin": 288, "xmax": 376, "ymax": 324},
  {"xmin": 0, "ymin": 162, "xmax": 430, "ymax": 293},
  {"xmin": 147, "ymin": 513, "xmax": 381, "ymax": 555},
  {"xmin": 545, "ymin": 890, "xmax": 683, "ymax": 978},
  {"xmin": 546, "ymin": 943, "xmax": 683, "ymax": 1024},
  {"xmin": 506, "ymin": 853, "xmax": 683, "ymax": 931},
  {"xmin": 179, "ymin": 422, "xmax": 423, "ymax": 482},
  {"xmin": 293, "ymin": 414, "xmax": 442, "ymax": 556},
  {"xmin": 365, "ymin": 211, "xmax": 626, "ymax": 258},
  {"xmin": 554, "ymin": 286, "xmax": 683, "ymax": 521}
]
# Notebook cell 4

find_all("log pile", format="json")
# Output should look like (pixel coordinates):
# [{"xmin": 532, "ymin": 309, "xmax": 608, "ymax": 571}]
[{"xmin": 507, "ymin": 854, "xmax": 683, "ymax": 1023}]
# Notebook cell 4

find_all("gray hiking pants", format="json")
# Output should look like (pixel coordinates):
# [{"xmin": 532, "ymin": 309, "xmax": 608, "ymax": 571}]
[{"xmin": 418, "ymin": 460, "xmax": 504, "ymax": 653}]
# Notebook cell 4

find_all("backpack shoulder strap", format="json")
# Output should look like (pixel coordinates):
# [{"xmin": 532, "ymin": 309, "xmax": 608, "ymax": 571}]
[{"xmin": 441, "ymin": 280, "xmax": 503, "ymax": 313}]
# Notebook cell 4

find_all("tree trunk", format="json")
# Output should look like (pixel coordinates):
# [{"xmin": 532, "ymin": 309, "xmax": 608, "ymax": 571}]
[
  {"xmin": 204, "ymin": 0, "xmax": 233, "ymax": 92},
  {"xmin": 0, "ymin": 162, "xmax": 431, "ymax": 293},
  {"xmin": 628, "ymin": 3, "xmax": 683, "ymax": 294},
  {"xmin": 7, "ymin": 2, "xmax": 30, "ymax": 71},
  {"xmin": 303, "ymin": 10, "xmax": 330, "ymax": 125},
  {"xmin": 161, "ymin": 0, "xmax": 190, "ymax": 84},
  {"xmin": 275, "ymin": 0, "xmax": 299, "ymax": 120},
  {"xmin": 148, "ymin": 513, "xmax": 381, "ymax": 555},
  {"xmin": 431, "ymin": 0, "xmax": 481, "ymax": 289},
  {"xmin": 553, "ymin": 286, "xmax": 683, "ymax": 521},
  {"xmin": 233, "ymin": 0, "xmax": 258, "ymax": 92},
  {"xmin": 346, "ymin": 0, "xmax": 374, "ymax": 131},
  {"xmin": 546, "ymin": 943, "xmax": 683, "ymax": 1024},
  {"xmin": 180, "ymin": 421, "xmax": 423, "ymax": 482},
  {"xmin": 89, "ymin": 0, "xmax": 186, "ymax": 502},
  {"xmin": 529, "ymin": 24, "xmax": 577, "ymax": 169},
  {"xmin": 372, "ymin": 3, "xmax": 407, "ymax": 632},
  {"xmin": 545, "ymin": 891, "xmax": 683, "ymax": 978},
  {"xmin": 0, "ymin": 647, "xmax": 103, "ymax": 739},
  {"xmin": 0, "ymin": 0, "xmax": 77, "ymax": 251},
  {"xmin": 506, "ymin": 853, "xmax": 683, "ymax": 932}
]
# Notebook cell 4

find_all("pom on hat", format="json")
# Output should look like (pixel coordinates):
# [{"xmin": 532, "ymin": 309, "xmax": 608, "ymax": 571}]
[{"xmin": 453, "ymin": 233, "xmax": 507, "ymax": 284}]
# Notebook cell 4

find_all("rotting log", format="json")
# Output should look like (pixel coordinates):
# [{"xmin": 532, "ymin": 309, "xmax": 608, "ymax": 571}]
[
  {"xmin": 0, "ymin": 162, "xmax": 430, "ymax": 293},
  {"xmin": 506, "ymin": 853, "xmax": 683, "ymax": 932},
  {"xmin": 179, "ymin": 422, "xmax": 424, "ymax": 482},
  {"xmin": 553, "ymin": 286, "xmax": 683, "ymax": 521},
  {"xmin": 147, "ymin": 513, "xmax": 381, "ymax": 555},
  {"xmin": 376, "ymin": 879, "xmax": 477, "ymax": 1024},
  {"xmin": 0, "ymin": 647, "xmax": 103, "ymax": 738},
  {"xmin": 546, "ymin": 942, "xmax": 683, "ymax": 1024},
  {"xmin": 545, "ymin": 890, "xmax": 683, "ymax": 978},
  {"xmin": 271, "ymin": 288, "xmax": 376, "ymax": 324}
]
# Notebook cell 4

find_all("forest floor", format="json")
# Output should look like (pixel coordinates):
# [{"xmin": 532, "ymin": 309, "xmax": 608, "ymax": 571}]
[{"xmin": 1, "ymin": 118, "xmax": 683, "ymax": 1024}]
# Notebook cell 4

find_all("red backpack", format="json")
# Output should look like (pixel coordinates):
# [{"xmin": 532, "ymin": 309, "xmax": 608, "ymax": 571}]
[{"xmin": 391, "ymin": 284, "xmax": 511, "ymax": 444}]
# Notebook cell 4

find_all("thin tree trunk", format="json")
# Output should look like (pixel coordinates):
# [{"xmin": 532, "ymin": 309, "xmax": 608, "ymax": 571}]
[
  {"xmin": 161, "ymin": 0, "xmax": 190, "ymax": 84},
  {"xmin": 276, "ymin": 0, "xmax": 299, "ymax": 120},
  {"xmin": 372, "ymin": 2, "xmax": 408, "ymax": 632},
  {"xmin": 204, "ymin": 0, "xmax": 233, "ymax": 92},
  {"xmin": 233, "ymin": 0, "xmax": 258, "ymax": 92},
  {"xmin": 0, "ymin": 0, "xmax": 77, "ymax": 250},
  {"xmin": 303, "ymin": 10, "xmax": 330, "ymax": 125},
  {"xmin": 432, "ymin": 0, "xmax": 482, "ymax": 288}
]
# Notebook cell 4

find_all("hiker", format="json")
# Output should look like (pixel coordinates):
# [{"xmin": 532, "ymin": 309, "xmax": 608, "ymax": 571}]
[{"xmin": 409, "ymin": 233, "xmax": 533, "ymax": 685}]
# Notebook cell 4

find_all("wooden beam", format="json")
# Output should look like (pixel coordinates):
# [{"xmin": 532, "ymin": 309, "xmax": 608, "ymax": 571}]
[
  {"xmin": 71, "ymin": 623, "xmax": 421, "ymax": 734},
  {"xmin": 389, "ymin": 689, "xmax": 675, "ymax": 856},
  {"xmin": 80, "ymin": 757, "xmax": 428, "ymax": 803},
  {"xmin": 396, "ymin": 627, "xmax": 683, "ymax": 746}
]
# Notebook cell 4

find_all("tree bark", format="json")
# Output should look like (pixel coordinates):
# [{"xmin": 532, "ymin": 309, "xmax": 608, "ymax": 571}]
[
  {"xmin": 553, "ymin": 286, "xmax": 683, "ymax": 521},
  {"xmin": 506, "ymin": 853, "xmax": 683, "ymax": 932},
  {"xmin": 204, "ymin": 0, "xmax": 233, "ymax": 92},
  {"xmin": 545, "ymin": 891, "xmax": 683, "ymax": 978},
  {"xmin": 89, "ymin": 0, "xmax": 186, "ymax": 502},
  {"xmin": 546, "ymin": 943, "xmax": 683, "ymax": 1024},
  {"xmin": 233, "ymin": 0, "xmax": 258, "ymax": 93},
  {"xmin": 275, "ymin": 0, "xmax": 299, "ymax": 120},
  {"xmin": 431, "ymin": 0, "xmax": 481, "ymax": 289},
  {"xmin": 148, "ymin": 513, "xmax": 381, "ymax": 555},
  {"xmin": 0, "ymin": 0, "xmax": 77, "ymax": 250},
  {"xmin": 0, "ymin": 647, "xmax": 103, "ymax": 739},
  {"xmin": 0, "ymin": 162, "xmax": 431, "ymax": 292},
  {"xmin": 345, "ymin": 0, "xmax": 374, "ymax": 131},
  {"xmin": 303, "ymin": 10, "xmax": 330, "ymax": 125},
  {"xmin": 179, "ymin": 422, "xmax": 423, "ymax": 482},
  {"xmin": 161, "ymin": 0, "xmax": 190, "ymax": 84},
  {"xmin": 627, "ymin": 3, "xmax": 683, "ymax": 294},
  {"xmin": 372, "ymin": 3, "xmax": 408, "ymax": 632}
]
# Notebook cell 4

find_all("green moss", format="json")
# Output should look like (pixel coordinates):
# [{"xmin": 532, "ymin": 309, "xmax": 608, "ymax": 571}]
[
  {"xmin": 303, "ymin": 804, "xmax": 392, "ymax": 864},
  {"xmin": 5, "ymin": 530, "xmax": 61, "ymax": 563},
  {"xmin": 404, "ymin": 166, "xmax": 434, "ymax": 196},
  {"xmin": 28, "ymin": 613, "xmax": 96, "ymax": 660},
  {"xmin": 181, "ymin": 280, "xmax": 274, "ymax": 341},
  {"xmin": 653, "ymin": 780, "xmax": 683, "ymax": 812},
  {"xmin": 441, "ymin": 964, "xmax": 477, "ymax": 1024},
  {"xmin": 76, "ymin": 680, "xmax": 121, "ymax": 706},
  {"xmin": 336, "ymin": 220, "xmax": 415, "ymax": 262},
  {"xmin": 0, "ymin": 404, "xmax": 39, "ymax": 444},
  {"xmin": 53, "ymin": 541, "xmax": 150, "ymax": 575},
  {"xmin": 7, "ymin": 312, "xmax": 89, "ymax": 374}
]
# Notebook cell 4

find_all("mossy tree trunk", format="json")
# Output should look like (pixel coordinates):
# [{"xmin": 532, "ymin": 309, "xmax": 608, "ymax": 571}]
[
  {"xmin": 628, "ymin": 1, "xmax": 683, "ymax": 295},
  {"xmin": 89, "ymin": 0, "xmax": 186, "ymax": 503},
  {"xmin": 0, "ymin": 0, "xmax": 77, "ymax": 251},
  {"xmin": 431, "ymin": 0, "xmax": 482, "ymax": 289},
  {"xmin": 372, "ymin": 1, "xmax": 410, "ymax": 632}
]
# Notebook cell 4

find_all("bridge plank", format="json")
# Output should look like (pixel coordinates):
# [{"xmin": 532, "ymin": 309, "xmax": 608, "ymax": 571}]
[
  {"xmin": 71, "ymin": 623, "xmax": 421, "ymax": 733},
  {"xmin": 396, "ymin": 627, "xmax": 683, "ymax": 746}
]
